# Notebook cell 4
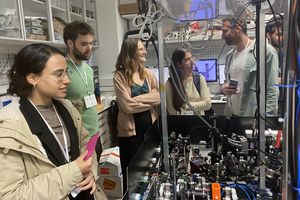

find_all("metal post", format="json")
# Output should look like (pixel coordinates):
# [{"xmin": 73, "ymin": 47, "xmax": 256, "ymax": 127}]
[
  {"xmin": 170, "ymin": 155, "xmax": 177, "ymax": 200},
  {"xmin": 256, "ymin": 2, "xmax": 266, "ymax": 189},
  {"xmin": 157, "ymin": 20, "xmax": 170, "ymax": 173}
]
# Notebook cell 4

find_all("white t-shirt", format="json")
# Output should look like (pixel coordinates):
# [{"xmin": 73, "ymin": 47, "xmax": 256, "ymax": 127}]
[{"xmin": 229, "ymin": 41, "xmax": 252, "ymax": 115}]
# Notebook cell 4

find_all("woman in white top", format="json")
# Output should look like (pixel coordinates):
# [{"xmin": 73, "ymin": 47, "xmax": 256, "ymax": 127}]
[{"xmin": 165, "ymin": 48, "xmax": 211, "ymax": 115}]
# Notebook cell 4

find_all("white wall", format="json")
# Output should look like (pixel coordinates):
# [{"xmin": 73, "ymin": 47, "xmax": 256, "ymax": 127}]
[{"xmin": 95, "ymin": 0, "xmax": 126, "ymax": 96}]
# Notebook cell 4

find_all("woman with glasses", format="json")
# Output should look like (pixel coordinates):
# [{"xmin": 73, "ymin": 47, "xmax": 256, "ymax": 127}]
[
  {"xmin": 0, "ymin": 44, "xmax": 107, "ymax": 200},
  {"xmin": 165, "ymin": 48, "xmax": 211, "ymax": 115}
]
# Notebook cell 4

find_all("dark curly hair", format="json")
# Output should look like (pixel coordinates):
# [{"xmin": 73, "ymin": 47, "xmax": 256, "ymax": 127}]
[
  {"xmin": 7, "ymin": 43, "xmax": 65, "ymax": 97},
  {"xmin": 63, "ymin": 20, "xmax": 94, "ymax": 46}
]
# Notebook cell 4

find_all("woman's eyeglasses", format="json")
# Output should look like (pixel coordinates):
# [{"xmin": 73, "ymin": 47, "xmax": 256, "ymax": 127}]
[
  {"xmin": 53, "ymin": 69, "xmax": 71, "ymax": 80},
  {"xmin": 43, "ymin": 68, "xmax": 71, "ymax": 81}
]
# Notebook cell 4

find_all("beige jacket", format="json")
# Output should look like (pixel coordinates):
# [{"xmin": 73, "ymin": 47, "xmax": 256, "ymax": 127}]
[
  {"xmin": 0, "ymin": 98, "xmax": 107, "ymax": 200},
  {"xmin": 113, "ymin": 68, "xmax": 160, "ymax": 137},
  {"xmin": 165, "ymin": 75, "xmax": 211, "ymax": 115}
]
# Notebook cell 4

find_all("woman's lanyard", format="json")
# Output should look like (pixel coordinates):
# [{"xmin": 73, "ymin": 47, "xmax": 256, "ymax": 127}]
[
  {"xmin": 29, "ymin": 99, "xmax": 70, "ymax": 162},
  {"xmin": 67, "ymin": 56, "xmax": 90, "ymax": 95}
]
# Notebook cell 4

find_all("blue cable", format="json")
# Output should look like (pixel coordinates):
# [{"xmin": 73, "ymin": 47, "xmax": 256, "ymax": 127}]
[
  {"xmin": 239, "ymin": 185, "xmax": 256, "ymax": 200},
  {"xmin": 275, "ymin": 84, "xmax": 298, "ymax": 88},
  {"xmin": 277, "ymin": 76, "xmax": 300, "ymax": 197},
  {"xmin": 247, "ymin": 182, "xmax": 283, "ymax": 199},
  {"xmin": 296, "ymin": 47, "xmax": 300, "ymax": 199},
  {"xmin": 295, "ymin": 84, "xmax": 300, "ymax": 125},
  {"xmin": 227, "ymin": 183, "xmax": 252, "ymax": 200}
]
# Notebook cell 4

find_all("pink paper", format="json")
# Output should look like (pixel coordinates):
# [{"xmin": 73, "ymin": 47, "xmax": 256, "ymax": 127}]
[{"xmin": 84, "ymin": 132, "xmax": 99, "ymax": 160}]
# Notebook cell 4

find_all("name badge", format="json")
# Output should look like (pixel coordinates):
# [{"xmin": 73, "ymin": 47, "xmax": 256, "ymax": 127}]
[{"xmin": 84, "ymin": 94, "xmax": 97, "ymax": 108}]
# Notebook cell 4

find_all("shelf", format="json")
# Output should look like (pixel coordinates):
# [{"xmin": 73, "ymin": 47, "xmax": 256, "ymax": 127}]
[
  {"xmin": 145, "ymin": 36, "xmax": 224, "ymax": 46},
  {"xmin": 87, "ymin": 17, "xmax": 95, "ymax": 22},
  {"xmin": 52, "ymin": 39, "xmax": 66, "ymax": 45},
  {"xmin": 23, "ymin": 0, "xmax": 48, "ymax": 17},
  {"xmin": 25, "ymin": 39, "xmax": 51, "ymax": 43},
  {"xmin": 51, "ymin": 5, "xmax": 66, "ymax": 13},
  {"xmin": 0, "ymin": 37, "xmax": 53, "ymax": 46},
  {"xmin": 121, "ymin": 14, "xmax": 137, "ymax": 20},
  {"xmin": 1, "ymin": 0, "xmax": 98, "ymax": 49},
  {"xmin": 0, "ymin": 37, "xmax": 26, "ymax": 46},
  {"xmin": 31, "ymin": 0, "xmax": 45, "ymax": 5},
  {"xmin": 70, "ymin": 12, "xmax": 82, "ymax": 18}
]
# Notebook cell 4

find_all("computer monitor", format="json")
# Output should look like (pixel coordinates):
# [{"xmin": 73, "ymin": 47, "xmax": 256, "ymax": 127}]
[
  {"xmin": 147, "ymin": 67, "xmax": 170, "ymax": 82},
  {"xmin": 176, "ymin": 0, "xmax": 217, "ymax": 21},
  {"xmin": 194, "ymin": 59, "xmax": 218, "ymax": 82},
  {"xmin": 219, "ymin": 64, "xmax": 226, "ymax": 84}
]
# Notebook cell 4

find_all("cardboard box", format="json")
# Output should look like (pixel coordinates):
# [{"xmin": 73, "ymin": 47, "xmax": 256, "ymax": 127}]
[
  {"xmin": 99, "ymin": 146, "xmax": 122, "ymax": 177},
  {"xmin": 26, "ymin": 26, "xmax": 44, "ymax": 35},
  {"xmin": 25, "ymin": 17, "xmax": 46, "ymax": 28},
  {"xmin": 26, "ymin": 34, "xmax": 48, "ymax": 41},
  {"xmin": 119, "ymin": 3, "xmax": 139, "ymax": 15},
  {"xmin": 53, "ymin": 17, "xmax": 66, "ymax": 41},
  {"xmin": 98, "ymin": 175, "xmax": 123, "ymax": 198}
]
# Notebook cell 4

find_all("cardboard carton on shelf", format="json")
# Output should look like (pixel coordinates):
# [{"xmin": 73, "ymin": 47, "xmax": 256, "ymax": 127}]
[
  {"xmin": 53, "ymin": 17, "xmax": 66, "ymax": 41},
  {"xmin": 119, "ymin": 3, "xmax": 139, "ymax": 15},
  {"xmin": 98, "ymin": 175, "xmax": 123, "ymax": 198},
  {"xmin": 98, "ymin": 146, "xmax": 123, "ymax": 198},
  {"xmin": 99, "ymin": 146, "xmax": 122, "ymax": 177},
  {"xmin": 26, "ymin": 34, "xmax": 48, "ymax": 41}
]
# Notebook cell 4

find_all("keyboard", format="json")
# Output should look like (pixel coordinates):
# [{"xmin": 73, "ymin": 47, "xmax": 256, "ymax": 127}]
[
  {"xmin": 211, "ymin": 96, "xmax": 222, "ymax": 100},
  {"xmin": 211, "ymin": 95, "xmax": 227, "ymax": 101}
]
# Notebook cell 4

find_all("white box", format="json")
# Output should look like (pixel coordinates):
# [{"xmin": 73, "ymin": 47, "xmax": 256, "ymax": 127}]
[
  {"xmin": 98, "ymin": 175, "xmax": 123, "ymax": 198},
  {"xmin": 99, "ymin": 146, "xmax": 122, "ymax": 177}
]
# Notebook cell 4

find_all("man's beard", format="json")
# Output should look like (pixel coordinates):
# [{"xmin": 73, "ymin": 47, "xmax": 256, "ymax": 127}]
[
  {"xmin": 271, "ymin": 37, "xmax": 283, "ymax": 49},
  {"xmin": 73, "ymin": 46, "xmax": 90, "ymax": 61}
]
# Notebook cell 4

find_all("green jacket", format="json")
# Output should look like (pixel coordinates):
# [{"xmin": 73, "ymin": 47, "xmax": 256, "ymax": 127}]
[
  {"xmin": 224, "ymin": 40, "xmax": 279, "ymax": 116},
  {"xmin": 0, "ymin": 98, "xmax": 107, "ymax": 200}
]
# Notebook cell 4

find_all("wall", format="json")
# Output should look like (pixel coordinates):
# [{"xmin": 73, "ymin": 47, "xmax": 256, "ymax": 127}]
[
  {"xmin": 0, "ymin": 45, "xmax": 23, "ymax": 94},
  {"xmin": 95, "ymin": 0, "xmax": 126, "ymax": 96}
]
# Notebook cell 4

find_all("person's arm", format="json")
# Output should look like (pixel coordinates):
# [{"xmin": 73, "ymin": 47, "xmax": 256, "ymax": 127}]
[
  {"xmin": 165, "ymin": 80, "xmax": 178, "ymax": 115},
  {"xmin": 190, "ymin": 76, "xmax": 211, "ymax": 111},
  {"xmin": 75, "ymin": 108, "xmax": 100, "ymax": 195},
  {"xmin": 132, "ymin": 92, "xmax": 160, "ymax": 106},
  {"xmin": 266, "ymin": 45, "xmax": 279, "ymax": 116},
  {"xmin": 65, "ymin": 100, "xmax": 99, "ymax": 195},
  {"xmin": 132, "ymin": 71, "xmax": 160, "ymax": 106},
  {"xmin": 113, "ymin": 72, "xmax": 152, "ymax": 114},
  {"xmin": 0, "ymin": 150, "xmax": 83, "ymax": 200}
]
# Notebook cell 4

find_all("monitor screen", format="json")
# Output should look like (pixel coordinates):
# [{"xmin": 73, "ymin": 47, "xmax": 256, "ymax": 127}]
[
  {"xmin": 194, "ymin": 59, "xmax": 217, "ymax": 82},
  {"xmin": 219, "ymin": 64, "xmax": 225, "ymax": 84},
  {"xmin": 147, "ymin": 67, "xmax": 170, "ymax": 82},
  {"xmin": 176, "ymin": 0, "xmax": 217, "ymax": 21}
]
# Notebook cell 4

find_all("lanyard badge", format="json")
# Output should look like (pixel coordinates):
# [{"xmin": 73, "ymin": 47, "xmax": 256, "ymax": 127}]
[
  {"xmin": 67, "ymin": 56, "xmax": 97, "ymax": 109},
  {"xmin": 84, "ymin": 94, "xmax": 97, "ymax": 108}
]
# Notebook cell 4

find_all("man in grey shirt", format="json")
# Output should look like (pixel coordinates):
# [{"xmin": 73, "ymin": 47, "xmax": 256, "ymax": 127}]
[{"xmin": 221, "ymin": 18, "xmax": 279, "ymax": 116}]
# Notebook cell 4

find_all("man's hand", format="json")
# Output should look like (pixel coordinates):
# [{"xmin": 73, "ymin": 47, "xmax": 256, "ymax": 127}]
[{"xmin": 221, "ymin": 83, "xmax": 238, "ymax": 96}]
